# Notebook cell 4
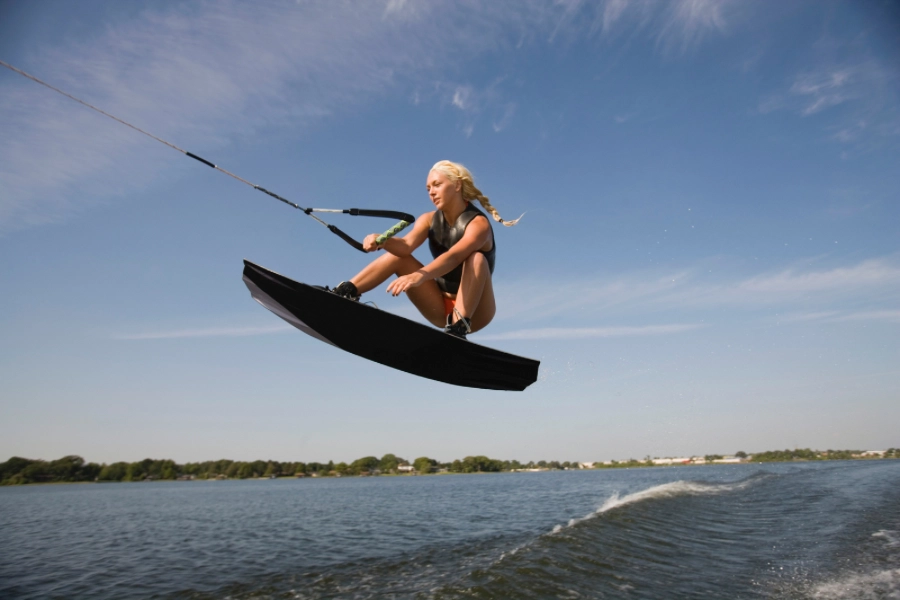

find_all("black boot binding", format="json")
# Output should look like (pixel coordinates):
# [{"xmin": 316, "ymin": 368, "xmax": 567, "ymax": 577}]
[
  {"xmin": 445, "ymin": 309, "xmax": 471, "ymax": 339},
  {"xmin": 331, "ymin": 281, "xmax": 360, "ymax": 301}
]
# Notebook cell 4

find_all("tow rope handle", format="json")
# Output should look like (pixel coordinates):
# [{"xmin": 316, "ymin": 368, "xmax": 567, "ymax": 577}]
[{"xmin": 309, "ymin": 208, "xmax": 415, "ymax": 252}]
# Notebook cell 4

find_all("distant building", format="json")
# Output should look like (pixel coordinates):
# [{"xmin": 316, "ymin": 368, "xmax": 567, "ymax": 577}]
[{"xmin": 652, "ymin": 458, "xmax": 692, "ymax": 465}]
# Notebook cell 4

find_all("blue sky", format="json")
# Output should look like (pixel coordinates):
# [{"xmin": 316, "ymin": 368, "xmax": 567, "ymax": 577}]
[{"xmin": 1, "ymin": 0, "xmax": 898, "ymax": 465}]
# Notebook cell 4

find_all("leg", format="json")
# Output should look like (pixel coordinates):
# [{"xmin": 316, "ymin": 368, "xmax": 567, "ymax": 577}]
[
  {"xmin": 453, "ymin": 253, "xmax": 496, "ymax": 333},
  {"xmin": 349, "ymin": 253, "xmax": 447, "ymax": 328}
]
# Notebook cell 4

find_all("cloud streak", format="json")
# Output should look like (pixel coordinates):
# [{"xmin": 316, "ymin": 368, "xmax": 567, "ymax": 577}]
[
  {"xmin": 496, "ymin": 257, "xmax": 900, "ymax": 324},
  {"xmin": 779, "ymin": 310, "xmax": 900, "ymax": 325},
  {"xmin": 113, "ymin": 323, "xmax": 294, "ymax": 340},
  {"xmin": 479, "ymin": 323, "xmax": 704, "ymax": 342}
]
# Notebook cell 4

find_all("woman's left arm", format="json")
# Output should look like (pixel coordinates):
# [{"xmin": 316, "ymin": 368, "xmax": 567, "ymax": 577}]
[{"xmin": 386, "ymin": 216, "xmax": 490, "ymax": 296}]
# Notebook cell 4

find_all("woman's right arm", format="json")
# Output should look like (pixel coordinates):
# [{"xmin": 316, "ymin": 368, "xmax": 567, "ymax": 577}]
[{"xmin": 362, "ymin": 212, "xmax": 432, "ymax": 255}]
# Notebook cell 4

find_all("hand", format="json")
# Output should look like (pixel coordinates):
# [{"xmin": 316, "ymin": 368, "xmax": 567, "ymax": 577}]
[
  {"xmin": 362, "ymin": 234, "xmax": 383, "ymax": 252},
  {"xmin": 387, "ymin": 270, "xmax": 426, "ymax": 296}
]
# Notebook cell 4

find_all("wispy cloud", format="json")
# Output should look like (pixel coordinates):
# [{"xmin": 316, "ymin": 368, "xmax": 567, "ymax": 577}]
[
  {"xmin": 833, "ymin": 310, "xmax": 900, "ymax": 323},
  {"xmin": 492, "ymin": 103, "xmax": 517, "ymax": 133},
  {"xmin": 655, "ymin": 0, "xmax": 729, "ymax": 56},
  {"xmin": 571, "ymin": 0, "xmax": 733, "ymax": 55},
  {"xmin": 0, "ymin": 1, "xmax": 509, "ymax": 231},
  {"xmin": 113, "ymin": 323, "xmax": 293, "ymax": 340},
  {"xmin": 0, "ymin": 1, "xmax": 748, "ymax": 231},
  {"xmin": 779, "ymin": 310, "xmax": 900, "ymax": 325},
  {"xmin": 422, "ymin": 78, "xmax": 518, "ymax": 137},
  {"xmin": 480, "ymin": 323, "xmax": 704, "ymax": 342},
  {"xmin": 791, "ymin": 68, "xmax": 857, "ymax": 116},
  {"xmin": 496, "ymin": 257, "xmax": 900, "ymax": 323},
  {"xmin": 451, "ymin": 86, "xmax": 474, "ymax": 111},
  {"xmin": 737, "ymin": 259, "xmax": 900, "ymax": 295},
  {"xmin": 758, "ymin": 55, "xmax": 899, "ymax": 150}
]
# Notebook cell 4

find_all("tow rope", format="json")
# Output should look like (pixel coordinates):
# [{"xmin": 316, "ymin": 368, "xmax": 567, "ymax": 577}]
[{"xmin": 0, "ymin": 59, "xmax": 413, "ymax": 250}]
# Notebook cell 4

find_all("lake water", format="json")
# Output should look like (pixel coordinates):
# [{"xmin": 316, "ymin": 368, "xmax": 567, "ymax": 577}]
[{"xmin": 1, "ymin": 460, "xmax": 898, "ymax": 598}]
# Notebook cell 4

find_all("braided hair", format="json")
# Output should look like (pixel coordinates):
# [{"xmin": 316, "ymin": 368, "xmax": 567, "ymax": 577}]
[{"xmin": 430, "ymin": 160, "xmax": 522, "ymax": 226}]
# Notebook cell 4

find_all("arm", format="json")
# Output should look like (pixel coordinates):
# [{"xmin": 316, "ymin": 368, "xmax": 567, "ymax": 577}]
[
  {"xmin": 362, "ymin": 211, "xmax": 432, "ymax": 255},
  {"xmin": 386, "ymin": 215, "xmax": 491, "ymax": 296}
]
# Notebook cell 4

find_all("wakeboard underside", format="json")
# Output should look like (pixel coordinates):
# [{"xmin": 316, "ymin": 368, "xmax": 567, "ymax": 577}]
[{"xmin": 242, "ymin": 260, "xmax": 540, "ymax": 391}]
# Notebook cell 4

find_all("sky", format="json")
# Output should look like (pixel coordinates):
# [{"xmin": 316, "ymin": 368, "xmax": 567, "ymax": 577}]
[{"xmin": 1, "ymin": 0, "xmax": 898, "ymax": 466}]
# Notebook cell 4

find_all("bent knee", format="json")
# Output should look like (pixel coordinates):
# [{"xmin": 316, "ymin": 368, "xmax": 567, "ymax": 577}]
[{"xmin": 464, "ymin": 252, "xmax": 490, "ymax": 272}]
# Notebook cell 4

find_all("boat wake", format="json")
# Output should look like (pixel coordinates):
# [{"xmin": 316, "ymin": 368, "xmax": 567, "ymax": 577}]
[{"xmin": 550, "ymin": 473, "xmax": 767, "ymax": 534}]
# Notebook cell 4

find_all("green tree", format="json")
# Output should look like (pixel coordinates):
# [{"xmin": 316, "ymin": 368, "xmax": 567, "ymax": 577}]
[
  {"xmin": 352, "ymin": 456, "xmax": 380, "ymax": 475},
  {"xmin": 461, "ymin": 455, "xmax": 502, "ymax": 473},
  {"xmin": 379, "ymin": 454, "xmax": 403, "ymax": 473},
  {"xmin": 48, "ymin": 455, "xmax": 86, "ymax": 481},
  {"xmin": 413, "ymin": 456, "xmax": 434, "ymax": 474},
  {"xmin": 0, "ymin": 457, "xmax": 35, "ymax": 484},
  {"xmin": 98, "ymin": 462, "xmax": 129, "ymax": 481}
]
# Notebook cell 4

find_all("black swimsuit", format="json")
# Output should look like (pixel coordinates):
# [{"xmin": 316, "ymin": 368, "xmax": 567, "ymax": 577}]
[{"xmin": 428, "ymin": 204, "xmax": 496, "ymax": 295}]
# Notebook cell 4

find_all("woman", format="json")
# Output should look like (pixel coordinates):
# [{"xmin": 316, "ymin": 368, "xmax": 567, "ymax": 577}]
[{"xmin": 330, "ymin": 160, "xmax": 520, "ymax": 339}]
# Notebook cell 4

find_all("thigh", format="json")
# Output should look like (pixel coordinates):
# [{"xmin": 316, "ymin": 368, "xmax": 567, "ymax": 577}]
[{"xmin": 407, "ymin": 280, "xmax": 449, "ymax": 328}]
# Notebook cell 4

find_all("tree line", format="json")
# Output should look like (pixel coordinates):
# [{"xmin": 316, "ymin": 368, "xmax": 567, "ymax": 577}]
[{"xmin": 2, "ymin": 449, "xmax": 897, "ymax": 485}]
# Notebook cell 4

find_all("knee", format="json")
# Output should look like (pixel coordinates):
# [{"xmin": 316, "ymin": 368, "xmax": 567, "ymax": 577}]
[{"xmin": 464, "ymin": 252, "xmax": 489, "ymax": 274}]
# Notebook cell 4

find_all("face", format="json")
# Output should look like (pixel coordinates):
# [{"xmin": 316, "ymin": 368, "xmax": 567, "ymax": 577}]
[{"xmin": 425, "ymin": 169, "xmax": 462, "ymax": 211}]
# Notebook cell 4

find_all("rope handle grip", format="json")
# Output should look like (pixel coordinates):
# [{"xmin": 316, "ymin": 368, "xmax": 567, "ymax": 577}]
[{"xmin": 321, "ymin": 208, "xmax": 415, "ymax": 252}]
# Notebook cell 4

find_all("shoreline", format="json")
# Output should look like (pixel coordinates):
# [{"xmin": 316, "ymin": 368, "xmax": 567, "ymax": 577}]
[{"xmin": 3, "ymin": 454, "xmax": 897, "ymax": 486}]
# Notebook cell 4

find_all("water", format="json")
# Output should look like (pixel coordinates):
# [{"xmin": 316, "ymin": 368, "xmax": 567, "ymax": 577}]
[{"xmin": 1, "ymin": 461, "xmax": 898, "ymax": 599}]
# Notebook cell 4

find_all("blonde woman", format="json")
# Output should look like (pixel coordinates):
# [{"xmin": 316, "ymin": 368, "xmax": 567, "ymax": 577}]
[{"xmin": 331, "ymin": 160, "xmax": 519, "ymax": 339}]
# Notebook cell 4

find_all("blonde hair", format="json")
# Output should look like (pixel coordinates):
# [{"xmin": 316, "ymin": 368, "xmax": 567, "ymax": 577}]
[{"xmin": 430, "ymin": 160, "xmax": 521, "ymax": 226}]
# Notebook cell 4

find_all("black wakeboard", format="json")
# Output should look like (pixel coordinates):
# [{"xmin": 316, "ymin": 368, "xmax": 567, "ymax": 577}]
[{"xmin": 242, "ymin": 260, "xmax": 540, "ymax": 391}]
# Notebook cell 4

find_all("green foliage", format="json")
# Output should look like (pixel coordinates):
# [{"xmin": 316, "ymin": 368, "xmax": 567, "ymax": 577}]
[
  {"xmin": 450, "ymin": 455, "xmax": 504, "ymax": 473},
  {"xmin": 412, "ymin": 456, "xmax": 435, "ymax": 474},
  {"xmin": 351, "ymin": 456, "xmax": 380, "ymax": 475},
  {"xmin": 2, "ymin": 446, "xmax": 895, "ymax": 485},
  {"xmin": 752, "ymin": 448, "xmax": 821, "ymax": 462},
  {"xmin": 378, "ymin": 454, "xmax": 404, "ymax": 473},
  {"xmin": 98, "ymin": 462, "xmax": 128, "ymax": 481},
  {"xmin": 0, "ymin": 455, "xmax": 102, "ymax": 485}
]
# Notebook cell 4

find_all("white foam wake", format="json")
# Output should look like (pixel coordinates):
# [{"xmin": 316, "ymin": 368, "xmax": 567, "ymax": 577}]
[
  {"xmin": 810, "ymin": 568, "xmax": 900, "ymax": 599},
  {"xmin": 551, "ymin": 478, "xmax": 756, "ymax": 534},
  {"xmin": 872, "ymin": 529, "xmax": 900, "ymax": 547}
]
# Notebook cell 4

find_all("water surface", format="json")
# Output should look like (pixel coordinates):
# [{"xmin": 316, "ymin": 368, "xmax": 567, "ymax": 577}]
[{"xmin": 1, "ymin": 461, "xmax": 898, "ymax": 598}]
